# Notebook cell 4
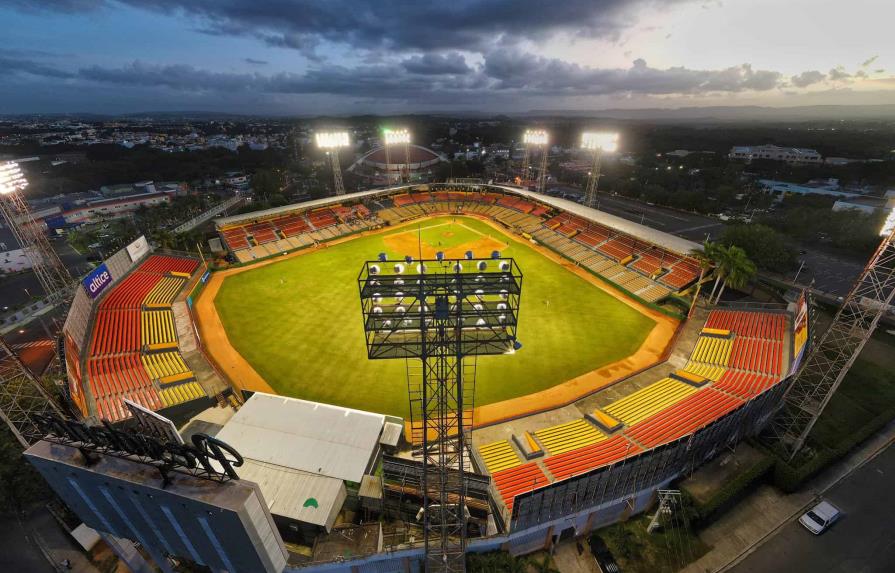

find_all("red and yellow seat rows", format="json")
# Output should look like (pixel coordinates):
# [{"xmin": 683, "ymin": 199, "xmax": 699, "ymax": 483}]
[{"xmin": 84, "ymin": 255, "xmax": 204, "ymax": 422}]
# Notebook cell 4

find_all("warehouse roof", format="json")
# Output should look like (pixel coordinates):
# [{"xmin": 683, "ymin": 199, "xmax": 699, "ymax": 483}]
[
  {"xmin": 216, "ymin": 393, "xmax": 385, "ymax": 483},
  {"xmin": 235, "ymin": 460, "xmax": 346, "ymax": 530}
]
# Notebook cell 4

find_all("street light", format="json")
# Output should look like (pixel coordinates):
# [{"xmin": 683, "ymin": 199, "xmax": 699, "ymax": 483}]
[
  {"xmin": 581, "ymin": 131, "xmax": 619, "ymax": 209},
  {"xmin": 383, "ymin": 128, "xmax": 411, "ymax": 184},
  {"xmin": 0, "ymin": 161, "xmax": 28, "ymax": 195},
  {"xmin": 315, "ymin": 131, "xmax": 349, "ymax": 195},
  {"xmin": 522, "ymin": 130, "xmax": 549, "ymax": 193}
]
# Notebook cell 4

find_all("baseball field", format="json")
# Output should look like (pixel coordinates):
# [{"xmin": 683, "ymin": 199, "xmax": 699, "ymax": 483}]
[{"xmin": 203, "ymin": 216, "xmax": 672, "ymax": 420}]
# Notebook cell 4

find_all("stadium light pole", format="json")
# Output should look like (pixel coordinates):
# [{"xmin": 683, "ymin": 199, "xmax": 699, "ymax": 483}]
[
  {"xmin": 581, "ymin": 132, "xmax": 619, "ymax": 210},
  {"xmin": 358, "ymin": 255, "xmax": 523, "ymax": 572},
  {"xmin": 0, "ymin": 161, "xmax": 71, "ymax": 301},
  {"xmin": 384, "ymin": 128, "xmax": 411, "ymax": 185},
  {"xmin": 522, "ymin": 130, "xmax": 549, "ymax": 193},
  {"xmin": 768, "ymin": 207, "xmax": 895, "ymax": 459},
  {"xmin": 315, "ymin": 131, "xmax": 350, "ymax": 196}
]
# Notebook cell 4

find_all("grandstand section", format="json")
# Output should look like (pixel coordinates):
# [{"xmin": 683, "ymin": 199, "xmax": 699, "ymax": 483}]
[
  {"xmin": 471, "ymin": 307, "xmax": 793, "ymax": 529},
  {"xmin": 63, "ymin": 243, "xmax": 209, "ymax": 424},
  {"xmin": 213, "ymin": 184, "xmax": 703, "ymax": 303}
]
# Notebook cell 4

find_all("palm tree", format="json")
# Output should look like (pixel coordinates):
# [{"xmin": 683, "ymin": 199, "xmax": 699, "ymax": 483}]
[
  {"xmin": 712, "ymin": 245, "xmax": 757, "ymax": 304},
  {"xmin": 690, "ymin": 239, "xmax": 721, "ymax": 302}
]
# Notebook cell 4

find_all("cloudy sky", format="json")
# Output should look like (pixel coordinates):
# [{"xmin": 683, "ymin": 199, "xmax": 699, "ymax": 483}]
[{"xmin": 2, "ymin": 0, "xmax": 894, "ymax": 115}]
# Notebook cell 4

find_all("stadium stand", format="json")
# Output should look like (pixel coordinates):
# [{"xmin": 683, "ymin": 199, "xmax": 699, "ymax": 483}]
[
  {"xmin": 478, "ymin": 440, "xmax": 523, "ymax": 474},
  {"xmin": 534, "ymin": 419, "xmax": 607, "ymax": 456},
  {"xmin": 625, "ymin": 389, "xmax": 743, "ymax": 448},
  {"xmin": 214, "ymin": 185, "xmax": 699, "ymax": 301},
  {"xmin": 491, "ymin": 462, "xmax": 549, "ymax": 512},
  {"xmin": 543, "ymin": 435, "xmax": 640, "ymax": 481},
  {"xmin": 83, "ymin": 254, "xmax": 202, "ymax": 422},
  {"xmin": 602, "ymin": 378, "xmax": 699, "ymax": 427}
]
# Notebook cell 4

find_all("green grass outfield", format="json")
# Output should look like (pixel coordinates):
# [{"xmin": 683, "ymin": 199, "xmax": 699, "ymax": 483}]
[{"xmin": 214, "ymin": 216, "xmax": 656, "ymax": 418}]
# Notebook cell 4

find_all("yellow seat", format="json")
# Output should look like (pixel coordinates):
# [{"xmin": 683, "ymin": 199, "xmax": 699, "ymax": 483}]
[
  {"xmin": 535, "ymin": 419, "xmax": 606, "ymax": 455},
  {"xmin": 603, "ymin": 378, "xmax": 698, "ymax": 426}
]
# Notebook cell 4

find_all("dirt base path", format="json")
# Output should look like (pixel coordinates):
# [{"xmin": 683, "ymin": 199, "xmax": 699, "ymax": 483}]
[{"xmin": 194, "ymin": 215, "xmax": 680, "ymax": 425}]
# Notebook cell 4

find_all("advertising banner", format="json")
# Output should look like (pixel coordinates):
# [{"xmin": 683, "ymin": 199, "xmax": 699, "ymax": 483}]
[
  {"xmin": 126, "ymin": 235, "xmax": 150, "ymax": 262},
  {"xmin": 82, "ymin": 263, "xmax": 112, "ymax": 299}
]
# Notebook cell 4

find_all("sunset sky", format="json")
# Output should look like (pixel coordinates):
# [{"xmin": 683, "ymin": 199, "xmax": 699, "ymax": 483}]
[{"xmin": 2, "ymin": 0, "xmax": 893, "ymax": 114}]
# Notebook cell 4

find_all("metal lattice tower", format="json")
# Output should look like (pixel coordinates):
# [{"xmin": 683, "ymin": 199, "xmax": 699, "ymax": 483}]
[
  {"xmin": 359, "ymin": 257, "xmax": 523, "ymax": 572},
  {"xmin": 0, "ymin": 162, "xmax": 72, "ymax": 301},
  {"xmin": 536, "ymin": 146, "xmax": 549, "ymax": 194},
  {"xmin": 584, "ymin": 149, "xmax": 603, "ymax": 209},
  {"xmin": 519, "ymin": 146, "xmax": 531, "ymax": 185},
  {"xmin": 768, "ymin": 225, "xmax": 895, "ymax": 459},
  {"xmin": 0, "ymin": 337, "xmax": 64, "ymax": 448},
  {"xmin": 329, "ymin": 151, "xmax": 346, "ymax": 196}
]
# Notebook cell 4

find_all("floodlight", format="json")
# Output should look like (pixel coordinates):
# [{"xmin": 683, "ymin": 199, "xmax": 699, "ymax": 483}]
[
  {"xmin": 581, "ymin": 132, "xmax": 619, "ymax": 153},
  {"xmin": 477, "ymin": 261, "xmax": 488, "ymax": 271},
  {"xmin": 383, "ymin": 128, "xmax": 411, "ymax": 146},
  {"xmin": 394, "ymin": 263, "xmax": 405, "ymax": 274},
  {"xmin": 0, "ymin": 161, "xmax": 27, "ymax": 195},
  {"xmin": 881, "ymin": 209, "xmax": 895, "ymax": 237},
  {"xmin": 523, "ymin": 129, "xmax": 549, "ymax": 146},
  {"xmin": 315, "ymin": 131, "xmax": 350, "ymax": 149},
  {"xmin": 370, "ymin": 264, "xmax": 380, "ymax": 275}
]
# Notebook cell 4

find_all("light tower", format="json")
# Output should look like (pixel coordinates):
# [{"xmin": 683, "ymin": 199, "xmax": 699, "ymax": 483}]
[
  {"xmin": 768, "ymin": 210, "xmax": 895, "ymax": 459},
  {"xmin": 358, "ymin": 255, "xmax": 523, "ymax": 572},
  {"xmin": 315, "ymin": 131, "xmax": 350, "ymax": 196},
  {"xmin": 581, "ymin": 132, "xmax": 619, "ymax": 209},
  {"xmin": 0, "ymin": 161, "xmax": 71, "ymax": 301},
  {"xmin": 0, "ymin": 337, "xmax": 64, "ymax": 447},
  {"xmin": 521, "ymin": 130, "xmax": 549, "ymax": 193},
  {"xmin": 384, "ymin": 128, "xmax": 412, "ymax": 184}
]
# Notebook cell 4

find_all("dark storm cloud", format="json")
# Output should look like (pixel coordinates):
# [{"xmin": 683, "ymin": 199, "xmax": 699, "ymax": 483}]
[
  {"xmin": 790, "ymin": 70, "xmax": 826, "ymax": 87},
  {"xmin": 482, "ymin": 52, "xmax": 782, "ymax": 95},
  {"xmin": 5, "ymin": 0, "xmax": 105, "ymax": 12},
  {"xmin": 25, "ymin": 0, "xmax": 684, "ymax": 52},
  {"xmin": 24, "ymin": 55, "xmax": 784, "ymax": 101},
  {"xmin": 0, "ymin": 55, "xmax": 74, "ymax": 79},
  {"xmin": 401, "ymin": 53, "xmax": 472, "ymax": 75},
  {"xmin": 244, "ymin": 58, "xmax": 269, "ymax": 66}
]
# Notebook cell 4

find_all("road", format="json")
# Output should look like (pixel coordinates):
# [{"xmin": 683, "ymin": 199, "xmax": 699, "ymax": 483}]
[
  {"xmin": 547, "ymin": 186, "xmax": 865, "ymax": 297},
  {"xmin": 1, "ymin": 238, "xmax": 91, "ymax": 312},
  {"xmin": 730, "ymin": 442, "xmax": 895, "ymax": 573}
]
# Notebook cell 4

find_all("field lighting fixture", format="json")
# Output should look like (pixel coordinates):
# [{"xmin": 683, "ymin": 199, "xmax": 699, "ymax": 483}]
[
  {"xmin": 358, "ymin": 256, "xmax": 523, "ymax": 571},
  {"xmin": 383, "ymin": 128, "xmax": 412, "ymax": 184},
  {"xmin": 521, "ymin": 129, "xmax": 549, "ymax": 194},
  {"xmin": 581, "ymin": 131, "xmax": 619, "ymax": 209},
  {"xmin": 880, "ymin": 207, "xmax": 895, "ymax": 237},
  {"xmin": 0, "ymin": 161, "xmax": 71, "ymax": 300},
  {"xmin": 316, "ymin": 131, "xmax": 350, "ymax": 195}
]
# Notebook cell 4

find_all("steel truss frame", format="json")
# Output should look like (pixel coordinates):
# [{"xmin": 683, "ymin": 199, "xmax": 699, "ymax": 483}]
[
  {"xmin": 358, "ymin": 258, "xmax": 523, "ymax": 572},
  {"xmin": 584, "ymin": 149, "xmax": 604, "ymax": 209},
  {"xmin": 768, "ymin": 228, "xmax": 895, "ymax": 459},
  {"xmin": 0, "ymin": 190, "xmax": 71, "ymax": 300},
  {"xmin": 0, "ymin": 337, "xmax": 63, "ymax": 447}
]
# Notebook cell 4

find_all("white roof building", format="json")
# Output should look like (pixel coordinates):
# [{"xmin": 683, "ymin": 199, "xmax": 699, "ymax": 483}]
[{"xmin": 216, "ymin": 393, "xmax": 387, "ymax": 531}]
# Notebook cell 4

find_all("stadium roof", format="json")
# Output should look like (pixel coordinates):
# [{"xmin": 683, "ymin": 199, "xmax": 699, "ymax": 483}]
[
  {"xmin": 494, "ymin": 185, "xmax": 701, "ymax": 255},
  {"xmin": 216, "ymin": 392, "xmax": 385, "ymax": 483},
  {"xmin": 353, "ymin": 145, "xmax": 444, "ymax": 169},
  {"xmin": 215, "ymin": 183, "xmax": 700, "ymax": 256},
  {"xmin": 235, "ymin": 460, "xmax": 346, "ymax": 530}
]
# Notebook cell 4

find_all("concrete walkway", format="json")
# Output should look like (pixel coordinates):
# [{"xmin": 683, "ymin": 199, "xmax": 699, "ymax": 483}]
[
  {"xmin": 681, "ymin": 421, "xmax": 895, "ymax": 573},
  {"xmin": 553, "ymin": 539, "xmax": 601, "ymax": 573}
]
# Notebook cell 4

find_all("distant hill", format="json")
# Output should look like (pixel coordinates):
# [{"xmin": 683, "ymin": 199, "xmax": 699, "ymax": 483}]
[{"xmin": 520, "ymin": 105, "xmax": 895, "ymax": 122}]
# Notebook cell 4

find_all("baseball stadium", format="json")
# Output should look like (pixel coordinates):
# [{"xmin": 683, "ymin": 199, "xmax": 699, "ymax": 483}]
[{"xmin": 56, "ymin": 182, "xmax": 807, "ymax": 568}]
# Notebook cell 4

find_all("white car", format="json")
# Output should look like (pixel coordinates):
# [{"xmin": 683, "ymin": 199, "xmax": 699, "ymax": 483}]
[{"xmin": 799, "ymin": 500, "xmax": 841, "ymax": 534}]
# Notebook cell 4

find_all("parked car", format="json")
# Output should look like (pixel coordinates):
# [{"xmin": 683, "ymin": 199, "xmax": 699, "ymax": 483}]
[
  {"xmin": 799, "ymin": 500, "xmax": 841, "ymax": 534},
  {"xmin": 588, "ymin": 535, "xmax": 621, "ymax": 573}
]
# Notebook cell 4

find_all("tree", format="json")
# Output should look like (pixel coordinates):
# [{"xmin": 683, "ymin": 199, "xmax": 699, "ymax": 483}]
[
  {"xmin": 691, "ymin": 240, "xmax": 723, "ymax": 302},
  {"xmin": 720, "ymin": 224, "xmax": 796, "ymax": 271},
  {"xmin": 713, "ymin": 245, "xmax": 757, "ymax": 303}
]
